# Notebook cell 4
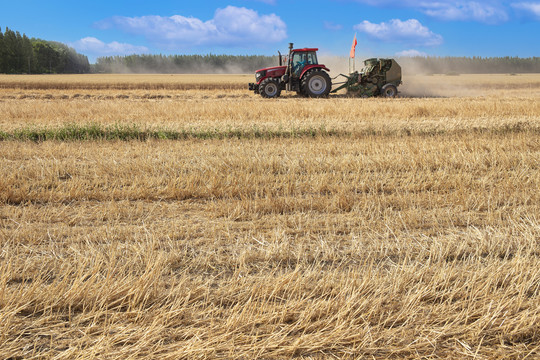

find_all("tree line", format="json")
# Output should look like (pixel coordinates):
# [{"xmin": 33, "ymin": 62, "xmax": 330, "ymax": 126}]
[
  {"xmin": 93, "ymin": 54, "xmax": 278, "ymax": 74},
  {"xmin": 95, "ymin": 54, "xmax": 540, "ymax": 74},
  {"xmin": 0, "ymin": 26, "xmax": 90, "ymax": 74}
]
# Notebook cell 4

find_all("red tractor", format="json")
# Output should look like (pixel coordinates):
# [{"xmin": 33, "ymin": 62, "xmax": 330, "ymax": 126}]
[{"xmin": 248, "ymin": 43, "xmax": 331, "ymax": 98}]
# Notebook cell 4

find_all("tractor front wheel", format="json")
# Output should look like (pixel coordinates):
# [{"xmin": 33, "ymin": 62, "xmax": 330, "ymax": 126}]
[
  {"xmin": 381, "ymin": 84, "xmax": 398, "ymax": 98},
  {"xmin": 301, "ymin": 70, "xmax": 331, "ymax": 98},
  {"xmin": 259, "ymin": 78, "xmax": 281, "ymax": 98}
]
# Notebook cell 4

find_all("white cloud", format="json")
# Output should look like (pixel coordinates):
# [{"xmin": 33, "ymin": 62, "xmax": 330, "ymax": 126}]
[
  {"xmin": 71, "ymin": 37, "xmax": 149, "ymax": 55},
  {"xmin": 351, "ymin": 1, "xmax": 509, "ymax": 24},
  {"xmin": 422, "ymin": 2, "xmax": 508, "ymax": 24},
  {"xmin": 354, "ymin": 19, "xmax": 443, "ymax": 46},
  {"xmin": 511, "ymin": 2, "xmax": 540, "ymax": 19},
  {"xmin": 395, "ymin": 49, "xmax": 428, "ymax": 57},
  {"xmin": 96, "ymin": 6, "xmax": 287, "ymax": 47}
]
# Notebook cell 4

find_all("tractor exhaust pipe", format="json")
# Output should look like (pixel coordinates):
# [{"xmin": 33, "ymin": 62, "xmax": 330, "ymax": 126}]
[
  {"xmin": 287, "ymin": 43, "xmax": 294, "ymax": 91},
  {"xmin": 288, "ymin": 43, "xmax": 294, "ymax": 64}
]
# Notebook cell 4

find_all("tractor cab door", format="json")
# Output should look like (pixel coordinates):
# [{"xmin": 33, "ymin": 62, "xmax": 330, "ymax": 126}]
[{"xmin": 292, "ymin": 51, "xmax": 318, "ymax": 76}]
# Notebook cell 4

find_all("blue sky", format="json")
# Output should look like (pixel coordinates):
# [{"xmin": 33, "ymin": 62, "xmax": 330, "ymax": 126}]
[{"xmin": 1, "ymin": 0, "xmax": 539, "ymax": 62}]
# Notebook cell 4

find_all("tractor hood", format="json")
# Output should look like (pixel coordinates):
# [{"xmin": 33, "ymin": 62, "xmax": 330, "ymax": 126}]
[
  {"xmin": 256, "ymin": 65, "xmax": 287, "ymax": 76},
  {"xmin": 254, "ymin": 65, "xmax": 287, "ymax": 84}
]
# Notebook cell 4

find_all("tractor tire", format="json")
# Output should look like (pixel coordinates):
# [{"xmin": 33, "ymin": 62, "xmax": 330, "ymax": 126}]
[
  {"xmin": 301, "ymin": 70, "xmax": 331, "ymax": 98},
  {"xmin": 259, "ymin": 78, "xmax": 281, "ymax": 98},
  {"xmin": 381, "ymin": 84, "xmax": 398, "ymax": 98}
]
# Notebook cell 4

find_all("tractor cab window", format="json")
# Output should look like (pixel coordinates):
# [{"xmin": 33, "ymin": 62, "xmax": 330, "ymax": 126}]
[
  {"xmin": 292, "ymin": 52, "xmax": 306, "ymax": 75},
  {"xmin": 306, "ymin": 52, "xmax": 317, "ymax": 65},
  {"xmin": 292, "ymin": 51, "xmax": 318, "ymax": 75}
]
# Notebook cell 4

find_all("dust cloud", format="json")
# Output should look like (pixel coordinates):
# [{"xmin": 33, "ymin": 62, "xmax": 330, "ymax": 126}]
[
  {"xmin": 397, "ymin": 57, "xmax": 486, "ymax": 97},
  {"xmin": 96, "ymin": 63, "xmax": 250, "ymax": 75}
]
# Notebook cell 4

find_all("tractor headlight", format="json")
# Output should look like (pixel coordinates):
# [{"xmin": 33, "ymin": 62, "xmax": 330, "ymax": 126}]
[{"xmin": 255, "ymin": 70, "xmax": 266, "ymax": 82}]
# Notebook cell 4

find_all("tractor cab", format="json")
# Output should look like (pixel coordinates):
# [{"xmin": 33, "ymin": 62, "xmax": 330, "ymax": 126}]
[{"xmin": 291, "ymin": 50, "xmax": 318, "ymax": 76}]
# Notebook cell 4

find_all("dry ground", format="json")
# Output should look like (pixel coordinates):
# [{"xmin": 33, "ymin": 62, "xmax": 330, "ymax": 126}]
[{"xmin": 1, "ymin": 74, "xmax": 540, "ymax": 359}]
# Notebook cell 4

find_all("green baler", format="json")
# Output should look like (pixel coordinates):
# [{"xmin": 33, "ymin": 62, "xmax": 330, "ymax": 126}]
[{"xmin": 331, "ymin": 58, "xmax": 402, "ymax": 97}]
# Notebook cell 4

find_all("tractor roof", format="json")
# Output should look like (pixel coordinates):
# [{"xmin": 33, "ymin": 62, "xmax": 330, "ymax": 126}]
[{"xmin": 292, "ymin": 48, "xmax": 318, "ymax": 52}]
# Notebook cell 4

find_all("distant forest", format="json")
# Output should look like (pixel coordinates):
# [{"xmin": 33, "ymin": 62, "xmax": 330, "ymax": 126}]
[
  {"xmin": 95, "ymin": 54, "xmax": 540, "ymax": 75},
  {"xmin": 93, "ymin": 54, "xmax": 278, "ymax": 74},
  {"xmin": 0, "ymin": 27, "xmax": 90, "ymax": 74},
  {"xmin": 1, "ymin": 26, "xmax": 539, "ymax": 74}
]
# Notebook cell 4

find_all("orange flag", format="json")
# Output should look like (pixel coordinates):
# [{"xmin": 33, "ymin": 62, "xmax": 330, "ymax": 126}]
[{"xmin": 350, "ymin": 33, "xmax": 357, "ymax": 58}]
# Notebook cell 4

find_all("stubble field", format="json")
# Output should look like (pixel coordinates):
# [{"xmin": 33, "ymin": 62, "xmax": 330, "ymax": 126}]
[{"xmin": 1, "ymin": 73, "xmax": 540, "ymax": 359}]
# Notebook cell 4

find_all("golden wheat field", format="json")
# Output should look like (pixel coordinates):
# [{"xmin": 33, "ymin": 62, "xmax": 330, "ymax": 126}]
[{"xmin": 1, "ymin": 73, "xmax": 540, "ymax": 359}]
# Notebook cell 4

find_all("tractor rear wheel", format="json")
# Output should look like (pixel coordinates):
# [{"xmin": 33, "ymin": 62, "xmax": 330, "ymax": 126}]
[
  {"xmin": 381, "ymin": 84, "xmax": 398, "ymax": 98},
  {"xmin": 301, "ymin": 70, "xmax": 331, "ymax": 98},
  {"xmin": 259, "ymin": 78, "xmax": 281, "ymax": 98}
]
